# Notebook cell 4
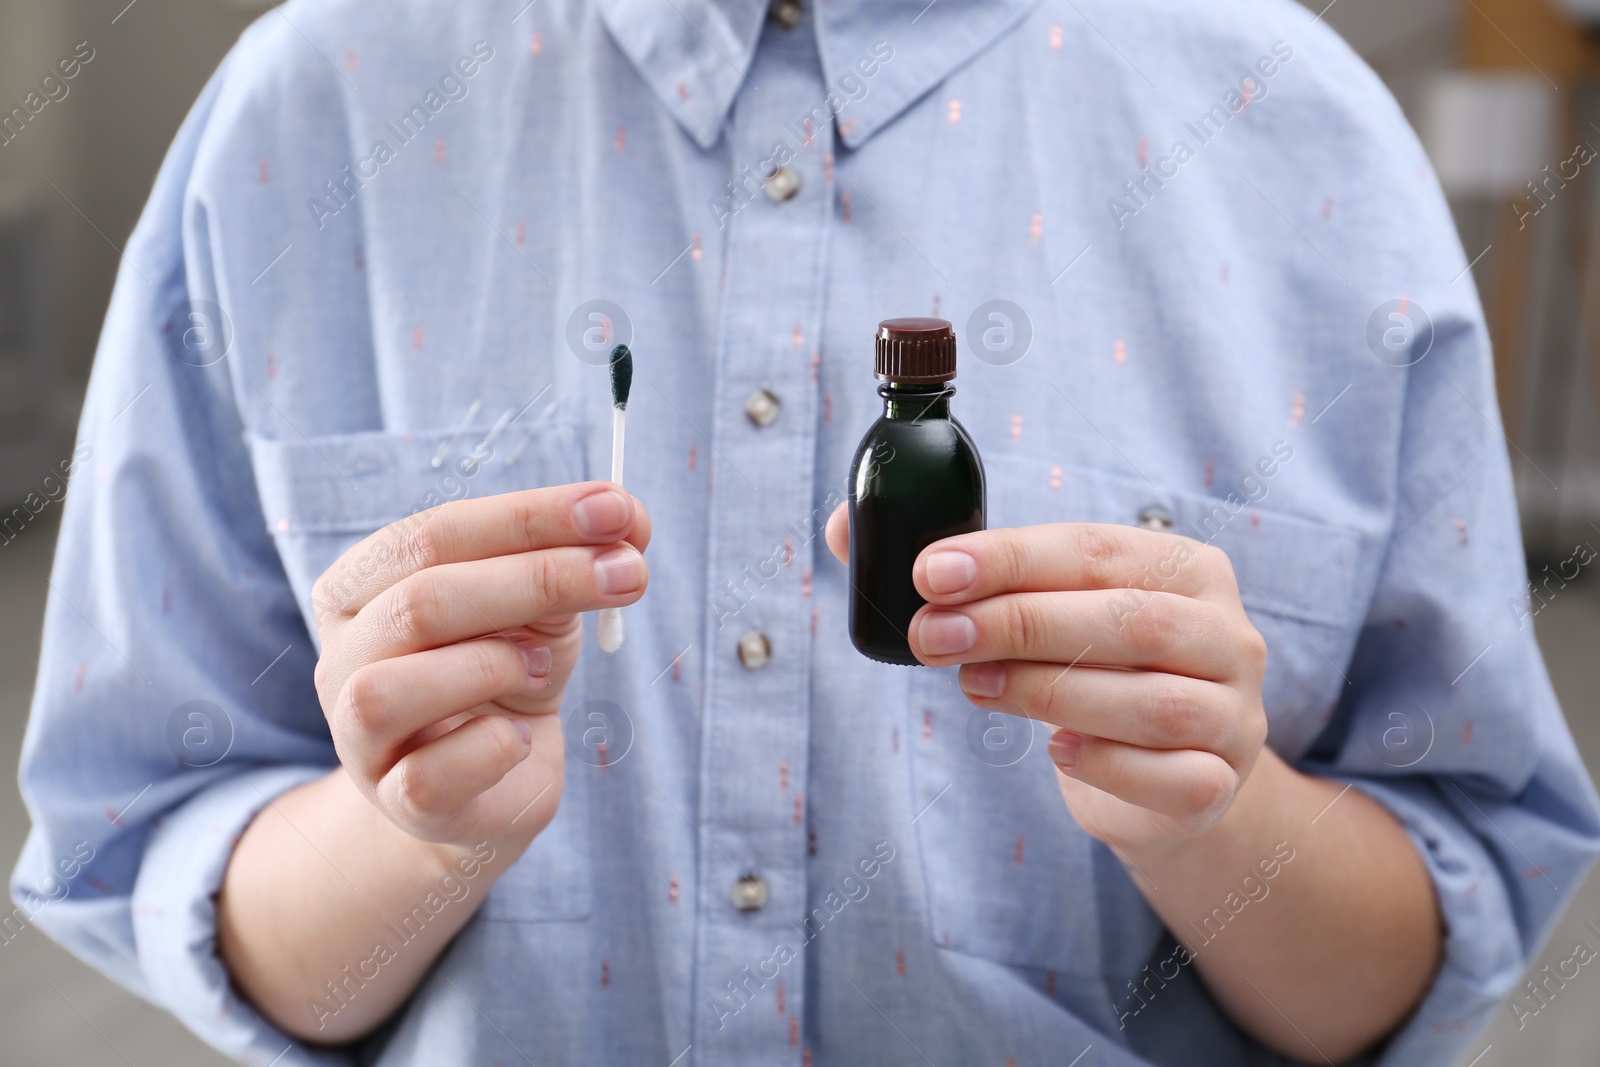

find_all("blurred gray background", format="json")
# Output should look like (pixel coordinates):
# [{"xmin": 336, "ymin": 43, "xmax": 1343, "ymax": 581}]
[{"xmin": 1, "ymin": 0, "xmax": 1598, "ymax": 1064}]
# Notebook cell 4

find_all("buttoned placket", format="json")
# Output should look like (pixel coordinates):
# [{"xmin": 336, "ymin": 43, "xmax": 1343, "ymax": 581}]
[{"xmin": 690, "ymin": 12, "xmax": 834, "ymax": 1067}]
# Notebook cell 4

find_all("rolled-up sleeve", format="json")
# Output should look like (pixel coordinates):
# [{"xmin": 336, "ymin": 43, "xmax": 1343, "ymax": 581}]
[
  {"xmin": 9, "ymin": 35, "xmax": 349, "ymax": 1067},
  {"xmin": 1303, "ymin": 263, "xmax": 1600, "ymax": 1062}
]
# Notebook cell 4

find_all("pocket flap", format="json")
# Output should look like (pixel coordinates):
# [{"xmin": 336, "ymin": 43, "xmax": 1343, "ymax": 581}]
[
  {"xmin": 986, "ymin": 454, "xmax": 1364, "ymax": 628},
  {"xmin": 246, "ymin": 422, "xmax": 586, "ymax": 536}
]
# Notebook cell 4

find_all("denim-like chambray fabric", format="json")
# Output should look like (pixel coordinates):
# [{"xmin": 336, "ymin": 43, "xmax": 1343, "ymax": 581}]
[{"xmin": 12, "ymin": 1, "xmax": 1600, "ymax": 1065}]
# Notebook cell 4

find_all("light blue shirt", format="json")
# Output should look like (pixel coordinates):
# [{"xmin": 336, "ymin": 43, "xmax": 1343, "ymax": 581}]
[{"xmin": 12, "ymin": 0, "xmax": 1600, "ymax": 1064}]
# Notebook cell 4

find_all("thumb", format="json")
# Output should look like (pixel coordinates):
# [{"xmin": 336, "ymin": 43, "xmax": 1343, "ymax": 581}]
[{"xmin": 824, "ymin": 503, "xmax": 849, "ymax": 565}]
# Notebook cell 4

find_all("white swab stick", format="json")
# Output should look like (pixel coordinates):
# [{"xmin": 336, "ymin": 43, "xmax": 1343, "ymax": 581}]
[
  {"xmin": 609, "ymin": 407, "xmax": 626, "ymax": 486},
  {"xmin": 597, "ymin": 408, "xmax": 626, "ymax": 653}
]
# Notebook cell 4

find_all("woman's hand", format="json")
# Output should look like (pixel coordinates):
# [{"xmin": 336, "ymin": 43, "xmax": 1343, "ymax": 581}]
[
  {"xmin": 310, "ymin": 481, "xmax": 651, "ymax": 852},
  {"xmin": 826, "ymin": 510, "xmax": 1267, "ymax": 853},
  {"xmin": 221, "ymin": 482, "xmax": 653, "ymax": 1043},
  {"xmin": 827, "ymin": 507, "xmax": 1441, "ymax": 1062}
]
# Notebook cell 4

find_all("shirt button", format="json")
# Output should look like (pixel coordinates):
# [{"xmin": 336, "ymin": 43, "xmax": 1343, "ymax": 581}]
[
  {"xmin": 1138, "ymin": 505, "xmax": 1174, "ymax": 533},
  {"xmin": 764, "ymin": 165, "xmax": 802, "ymax": 203},
  {"xmin": 737, "ymin": 631, "xmax": 772, "ymax": 670},
  {"xmin": 744, "ymin": 388, "xmax": 781, "ymax": 427},
  {"xmin": 731, "ymin": 875, "xmax": 770, "ymax": 911},
  {"xmin": 767, "ymin": 0, "xmax": 803, "ymax": 30}
]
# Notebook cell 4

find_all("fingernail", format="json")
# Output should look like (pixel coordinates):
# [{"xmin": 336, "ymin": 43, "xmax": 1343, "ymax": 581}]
[
  {"xmin": 925, "ymin": 551, "xmax": 977, "ymax": 595},
  {"xmin": 1049, "ymin": 730, "xmax": 1083, "ymax": 769},
  {"xmin": 510, "ymin": 637, "xmax": 552, "ymax": 678},
  {"xmin": 960, "ymin": 661, "xmax": 1006, "ymax": 700},
  {"xmin": 573, "ymin": 489, "xmax": 631, "ymax": 539},
  {"xmin": 594, "ymin": 545, "xmax": 645, "ymax": 595},
  {"xmin": 510, "ymin": 716, "xmax": 533, "ymax": 747},
  {"xmin": 918, "ymin": 611, "xmax": 977, "ymax": 657}
]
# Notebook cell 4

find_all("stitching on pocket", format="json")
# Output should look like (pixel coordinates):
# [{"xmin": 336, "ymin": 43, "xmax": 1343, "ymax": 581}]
[
  {"xmin": 906, "ymin": 669, "xmax": 1104, "ymax": 976},
  {"xmin": 480, "ymin": 770, "xmax": 593, "ymax": 922}
]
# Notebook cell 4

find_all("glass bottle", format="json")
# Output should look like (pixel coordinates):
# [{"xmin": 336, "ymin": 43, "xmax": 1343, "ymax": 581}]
[{"xmin": 848, "ymin": 318, "xmax": 986, "ymax": 665}]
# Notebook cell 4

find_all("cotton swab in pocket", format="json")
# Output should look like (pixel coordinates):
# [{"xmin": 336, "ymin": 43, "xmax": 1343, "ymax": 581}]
[{"xmin": 597, "ymin": 343, "xmax": 632, "ymax": 654}]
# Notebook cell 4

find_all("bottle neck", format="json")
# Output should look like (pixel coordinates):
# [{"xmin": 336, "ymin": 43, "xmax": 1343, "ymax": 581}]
[{"xmin": 878, "ymin": 381, "xmax": 954, "ymax": 420}]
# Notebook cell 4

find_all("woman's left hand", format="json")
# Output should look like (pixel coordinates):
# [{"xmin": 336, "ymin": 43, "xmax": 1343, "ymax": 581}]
[
  {"xmin": 826, "ymin": 510, "xmax": 1270, "ymax": 854},
  {"xmin": 828, "ymin": 508, "xmax": 1442, "ymax": 1064}
]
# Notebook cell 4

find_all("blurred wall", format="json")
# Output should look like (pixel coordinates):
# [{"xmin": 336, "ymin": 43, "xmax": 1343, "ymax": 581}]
[{"xmin": 1313, "ymin": 0, "xmax": 1462, "ymax": 120}]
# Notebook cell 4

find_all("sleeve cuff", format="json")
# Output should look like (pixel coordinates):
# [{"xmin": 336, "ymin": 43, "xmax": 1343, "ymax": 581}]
[
  {"xmin": 1340, "ymin": 776, "xmax": 1528, "ymax": 1065},
  {"xmin": 130, "ymin": 764, "xmax": 352, "ymax": 1067}
]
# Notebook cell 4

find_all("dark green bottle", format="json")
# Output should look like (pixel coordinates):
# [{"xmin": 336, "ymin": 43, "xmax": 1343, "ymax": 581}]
[{"xmin": 848, "ymin": 318, "xmax": 986, "ymax": 665}]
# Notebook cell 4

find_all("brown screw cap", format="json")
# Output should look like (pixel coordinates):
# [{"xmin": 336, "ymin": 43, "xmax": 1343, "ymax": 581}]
[{"xmin": 875, "ymin": 317, "xmax": 957, "ymax": 384}]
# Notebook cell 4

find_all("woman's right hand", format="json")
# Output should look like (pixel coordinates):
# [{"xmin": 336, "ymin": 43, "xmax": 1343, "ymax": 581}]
[{"xmin": 308, "ymin": 481, "xmax": 650, "ymax": 853}]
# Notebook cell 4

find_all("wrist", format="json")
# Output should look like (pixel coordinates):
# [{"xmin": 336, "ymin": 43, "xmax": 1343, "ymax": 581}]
[
  {"xmin": 415, "ymin": 817, "xmax": 538, "ymax": 885},
  {"xmin": 425, "ymin": 837, "xmax": 511, "ymax": 884}
]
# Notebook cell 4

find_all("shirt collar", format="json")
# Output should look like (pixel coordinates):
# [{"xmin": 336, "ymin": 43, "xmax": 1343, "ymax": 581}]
[{"xmin": 593, "ymin": 0, "xmax": 1043, "ymax": 150}]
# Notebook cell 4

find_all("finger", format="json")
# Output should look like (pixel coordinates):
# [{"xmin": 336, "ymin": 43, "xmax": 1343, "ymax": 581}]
[
  {"xmin": 958, "ymin": 661, "xmax": 1247, "ymax": 762},
  {"xmin": 1049, "ymin": 730, "xmax": 1238, "ymax": 830},
  {"xmin": 355, "ymin": 542, "xmax": 647, "ymax": 657},
  {"xmin": 825, "ymin": 503, "xmax": 849, "ymax": 565},
  {"xmin": 315, "ymin": 483, "xmax": 652, "ymax": 619},
  {"xmin": 380, "ymin": 714, "xmax": 537, "ymax": 835},
  {"xmin": 332, "ymin": 630, "xmax": 569, "ymax": 772},
  {"xmin": 913, "ymin": 523, "xmax": 1225, "ymax": 606},
  {"xmin": 909, "ymin": 588, "xmax": 1238, "ymax": 679}
]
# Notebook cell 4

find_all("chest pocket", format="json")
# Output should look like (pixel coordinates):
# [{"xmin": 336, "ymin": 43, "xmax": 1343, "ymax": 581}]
[
  {"xmin": 907, "ymin": 452, "xmax": 1366, "ymax": 979},
  {"xmin": 247, "ymin": 419, "xmax": 595, "ymax": 922}
]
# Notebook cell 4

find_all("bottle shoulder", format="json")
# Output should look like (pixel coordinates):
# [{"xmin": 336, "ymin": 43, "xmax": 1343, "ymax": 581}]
[
  {"xmin": 949, "ymin": 414, "xmax": 983, "ymax": 463},
  {"xmin": 857, "ymin": 408, "xmax": 981, "ymax": 442},
  {"xmin": 852, "ymin": 412, "xmax": 984, "ymax": 485}
]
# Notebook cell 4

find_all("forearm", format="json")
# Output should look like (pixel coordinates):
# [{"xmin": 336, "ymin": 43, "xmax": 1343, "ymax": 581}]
[
  {"xmin": 1119, "ymin": 749, "xmax": 1442, "ymax": 1062},
  {"xmin": 216, "ymin": 768, "xmax": 523, "ymax": 1043}
]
